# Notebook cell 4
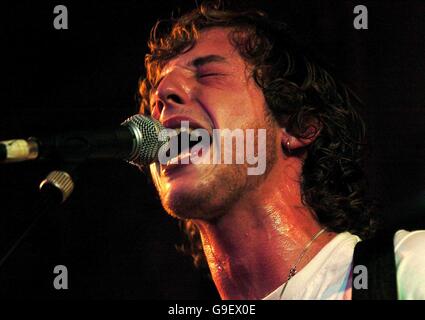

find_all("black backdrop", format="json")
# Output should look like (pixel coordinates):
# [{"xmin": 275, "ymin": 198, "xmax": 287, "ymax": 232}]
[{"xmin": 0, "ymin": 0, "xmax": 424, "ymax": 299}]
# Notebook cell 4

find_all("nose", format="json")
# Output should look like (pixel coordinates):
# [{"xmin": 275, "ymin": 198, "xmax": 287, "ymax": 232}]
[{"xmin": 151, "ymin": 70, "xmax": 191, "ymax": 119}]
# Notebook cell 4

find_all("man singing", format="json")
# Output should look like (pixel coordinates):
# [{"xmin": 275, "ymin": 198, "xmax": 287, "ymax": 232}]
[{"xmin": 137, "ymin": 2, "xmax": 425, "ymax": 299}]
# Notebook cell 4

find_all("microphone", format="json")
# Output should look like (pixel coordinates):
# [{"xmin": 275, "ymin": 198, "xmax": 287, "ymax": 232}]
[{"xmin": 0, "ymin": 114, "xmax": 167, "ymax": 166}]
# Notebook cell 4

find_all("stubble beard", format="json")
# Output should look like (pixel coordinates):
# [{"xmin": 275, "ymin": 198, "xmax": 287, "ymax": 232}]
[{"xmin": 156, "ymin": 114, "xmax": 279, "ymax": 221}]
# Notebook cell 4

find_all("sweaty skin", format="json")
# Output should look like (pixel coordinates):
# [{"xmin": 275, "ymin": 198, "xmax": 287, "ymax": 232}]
[{"xmin": 147, "ymin": 28, "xmax": 337, "ymax": 299}]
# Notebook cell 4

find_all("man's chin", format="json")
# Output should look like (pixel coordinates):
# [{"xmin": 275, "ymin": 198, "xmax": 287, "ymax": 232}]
[
  {"xmin": 158, "ymin": 173, "xmax": 218, "ymax": 219},
  {"xmin": 151, "ymin": 161, "xmax": 250, "ymax": 220}
]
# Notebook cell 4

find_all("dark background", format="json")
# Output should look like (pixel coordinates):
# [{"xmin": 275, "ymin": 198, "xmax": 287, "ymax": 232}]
[{"xmin": 0, "ymin": 0, "xmax": 424, "ymax": 299}]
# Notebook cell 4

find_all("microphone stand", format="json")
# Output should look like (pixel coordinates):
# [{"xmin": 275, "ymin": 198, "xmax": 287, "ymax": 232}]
[{"xmin": 0, "ymin": 162, "xmax": 78, "ymax": 269}]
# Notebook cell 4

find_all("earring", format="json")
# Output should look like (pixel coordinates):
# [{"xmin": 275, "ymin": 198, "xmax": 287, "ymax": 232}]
[{"xmin": 286, "ymin": 140, "xmax": 291, "ymax": 154}]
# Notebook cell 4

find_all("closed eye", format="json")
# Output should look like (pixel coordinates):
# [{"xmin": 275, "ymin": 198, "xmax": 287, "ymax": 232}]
[{"xmin": 198, "ymin": 73, "xmax": 223, "ymax": 78}]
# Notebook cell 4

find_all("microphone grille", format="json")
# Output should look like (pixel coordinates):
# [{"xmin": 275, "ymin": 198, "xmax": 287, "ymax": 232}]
[{"xmin": 122, "ymin": 114, "xmax": 168, "ymax": 166}]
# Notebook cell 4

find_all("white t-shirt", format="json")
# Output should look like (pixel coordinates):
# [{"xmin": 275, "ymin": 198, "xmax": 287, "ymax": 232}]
[{"xmin": 263, "ymin": 230, "xmax": 425, "ymax": 300}]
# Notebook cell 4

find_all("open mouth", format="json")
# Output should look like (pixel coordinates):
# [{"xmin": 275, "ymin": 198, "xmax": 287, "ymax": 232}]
[
  {"xmin": 159, "ymin": 120, "xmax": 213, "ymax": 175},
  {"xmin": 175, "ymin": 127, "xmax": 205, "ymax": 156}
]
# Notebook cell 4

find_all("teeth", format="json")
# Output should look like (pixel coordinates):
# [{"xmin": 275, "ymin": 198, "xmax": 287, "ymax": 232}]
[
  {"xmin": 173, "ymin": 127, "xmax": 195, "ymax": 134},
  {"xmin": 166, "ymin": 149, "xmax": 191, "ymax": 166}
]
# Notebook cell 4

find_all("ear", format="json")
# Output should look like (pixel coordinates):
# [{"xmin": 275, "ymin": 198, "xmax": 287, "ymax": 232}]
[{"xmin": 280, "ymin": 123, "xmax": 321, "ymax": 155}]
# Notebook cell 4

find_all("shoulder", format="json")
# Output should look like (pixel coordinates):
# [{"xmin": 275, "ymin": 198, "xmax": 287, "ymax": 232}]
[{"xmin": 394, "ymin": 229, "xmax": 425, "ymax": 299}]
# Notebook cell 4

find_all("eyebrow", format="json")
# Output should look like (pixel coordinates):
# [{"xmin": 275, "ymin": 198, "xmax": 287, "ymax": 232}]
[
  {"xmin": 154, "ymin": 54, "xmax": 228, "ymax": 88},
  {"xmin": 190, "ymin": 54, "xmax": 227, "ymax": 67}
]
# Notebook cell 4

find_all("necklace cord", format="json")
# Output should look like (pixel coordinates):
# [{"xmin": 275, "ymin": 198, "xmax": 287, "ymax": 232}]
[{"xmin": 278, "ymin": 227, "xmax": 327, "ymax": 299}]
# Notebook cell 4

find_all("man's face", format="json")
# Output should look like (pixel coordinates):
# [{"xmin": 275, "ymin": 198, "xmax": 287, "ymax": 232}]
[{"xmin": 147, "ymin": 27, "xmax": 280, "ymax": 220}]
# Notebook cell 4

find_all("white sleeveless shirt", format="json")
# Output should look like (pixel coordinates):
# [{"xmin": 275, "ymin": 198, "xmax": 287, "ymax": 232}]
[{"xmin": 263, "ymin": 230, "xmax": 425, "ymax": 300}]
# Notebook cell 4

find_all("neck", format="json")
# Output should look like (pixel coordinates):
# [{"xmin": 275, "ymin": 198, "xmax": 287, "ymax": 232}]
[{"xmin": 193, "ymin": 157, "xmax": 336, "ymax": 300}]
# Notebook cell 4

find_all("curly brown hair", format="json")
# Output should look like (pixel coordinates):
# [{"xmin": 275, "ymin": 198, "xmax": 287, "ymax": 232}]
[{"xmin": 138, "ymin": 2, "xmax": 378, "ymax": 268}]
